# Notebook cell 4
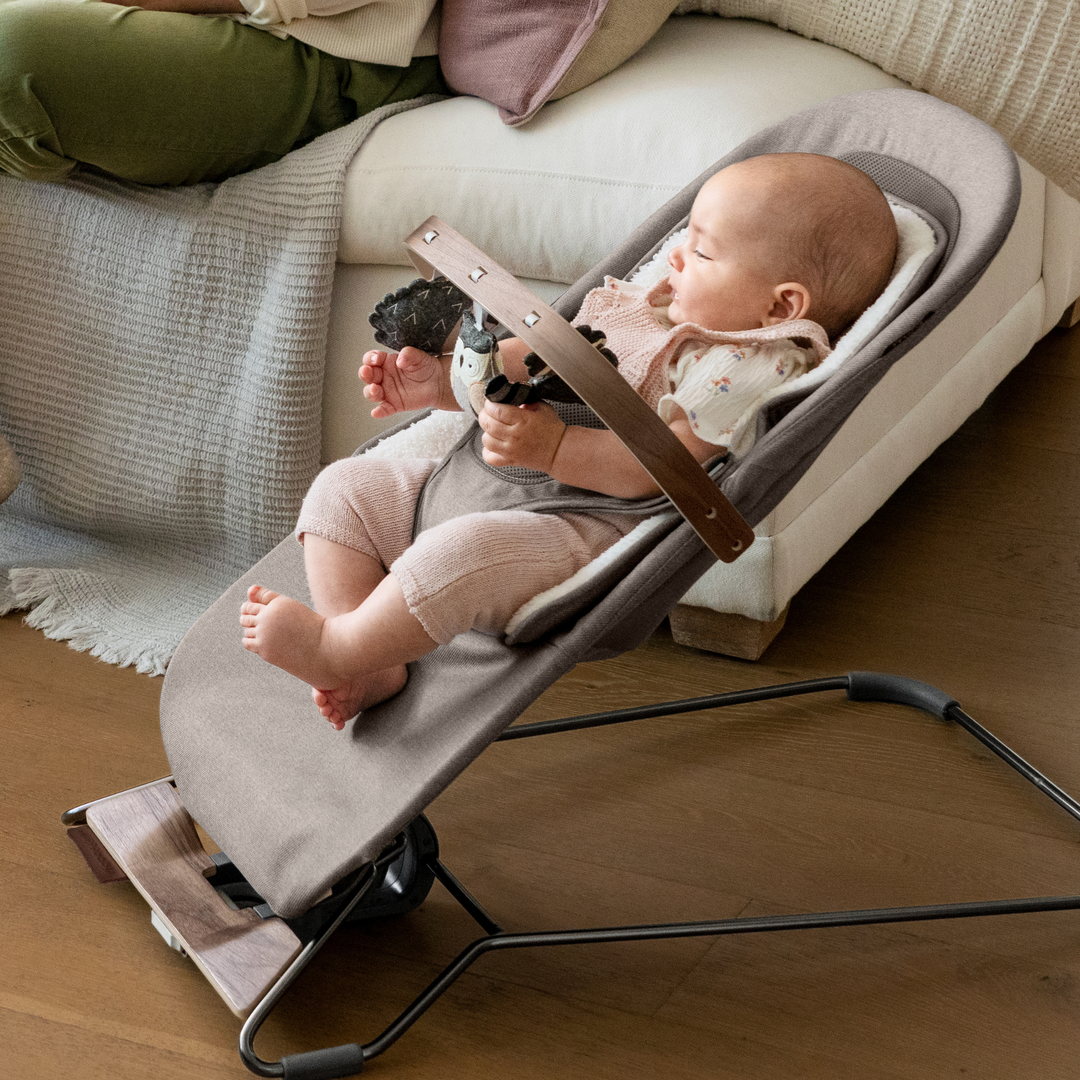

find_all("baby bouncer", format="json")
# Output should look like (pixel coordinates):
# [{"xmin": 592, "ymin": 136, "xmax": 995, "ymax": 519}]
[{"xmin": 61, "ymin": 89, "xmax": 1080, "ymax": 1079}]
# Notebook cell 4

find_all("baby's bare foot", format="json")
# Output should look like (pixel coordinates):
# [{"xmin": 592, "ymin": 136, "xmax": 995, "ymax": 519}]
[
  {"xmin": 311, "ymin": 664, "xmax": 408, "ymax": 730},
  {"xmin": 240, "ymin": 585, "xmax": 334, "ymax": 678},
  {"xmin": 241, "ymin": 585, "xmax": 407, "ymax": 729}
]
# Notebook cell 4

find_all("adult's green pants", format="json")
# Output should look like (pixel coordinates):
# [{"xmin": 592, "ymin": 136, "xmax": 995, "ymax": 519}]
[{"xmin": 0, "ymin": 0, "xmax": 444, "ymax": 185}]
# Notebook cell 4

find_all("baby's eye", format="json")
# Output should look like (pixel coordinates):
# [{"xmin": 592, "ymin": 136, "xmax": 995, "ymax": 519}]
[{"xmin": 694, "ymin": 248, "xmax": 710, "ymax": 261}]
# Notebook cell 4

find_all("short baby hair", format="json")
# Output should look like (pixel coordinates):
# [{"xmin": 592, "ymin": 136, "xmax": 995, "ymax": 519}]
[{"xmin": 732, "ymin": 154, "xmax": 898, "ymax": 338}]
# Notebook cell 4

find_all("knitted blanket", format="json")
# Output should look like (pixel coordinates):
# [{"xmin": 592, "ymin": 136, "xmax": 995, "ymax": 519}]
[
  {"xmin": 0, "ymin": 96, "xmax": 432, "ymax": 674},
  {"xmin": 677, "ymin": 0, "xmax": 1080, "ymax": 201}
]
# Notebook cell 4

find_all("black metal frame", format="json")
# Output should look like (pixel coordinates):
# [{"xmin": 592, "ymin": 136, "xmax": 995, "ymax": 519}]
[{"xmin": 229, "ymin": 672, "xmax": 1080, "ymax": 1079}]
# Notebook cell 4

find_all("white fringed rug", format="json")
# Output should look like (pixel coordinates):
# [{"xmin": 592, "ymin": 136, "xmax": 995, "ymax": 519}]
[{"xmin": 0, "ymin": 96, "xmax": 433, "ymax": 674}]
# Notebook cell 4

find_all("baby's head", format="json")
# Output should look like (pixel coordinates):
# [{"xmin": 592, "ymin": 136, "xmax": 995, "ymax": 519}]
[{"xmin": 666, "ymin": 153, "xmax": 898, "ymax": 339}]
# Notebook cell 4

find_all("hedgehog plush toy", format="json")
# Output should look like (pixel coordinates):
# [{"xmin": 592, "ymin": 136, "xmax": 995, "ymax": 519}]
[{"xmin": 369, "ymin": 277, "xmax": 618, "ymax": 414}]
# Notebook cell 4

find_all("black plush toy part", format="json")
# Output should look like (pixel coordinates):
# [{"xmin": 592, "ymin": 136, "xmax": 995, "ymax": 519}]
[
  {"xmin": 458, "ymin": 305, "xmax": 499, "ymax": 358},
  {"xmin": 485, "ymin": 325, "xmax": 618, "ymax": 406},
  {"xmin": 369, "ymin": 277, "xmax": 473, "ymax": 355}
]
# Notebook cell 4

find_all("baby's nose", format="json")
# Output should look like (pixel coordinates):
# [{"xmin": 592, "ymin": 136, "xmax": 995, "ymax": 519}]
[{"xmin": 667, "ymin": 246, "xmax": 683, "ymax": 271}]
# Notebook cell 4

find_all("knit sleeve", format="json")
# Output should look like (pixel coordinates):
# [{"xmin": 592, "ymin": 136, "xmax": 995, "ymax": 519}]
[
  {"xmin": 239, "ymin": 0, "xmax": 396, "ymax": 25},
  {"xmin": 238, "ymin": 0, "xmax": 439, "ymax": 67},
  {"xmin": 657, "ymin": 339, "xmax": 814, "ymax": 451},
  {"xmin": 239, "ymin": 0, "xmax": 310, "ymax": 27}
]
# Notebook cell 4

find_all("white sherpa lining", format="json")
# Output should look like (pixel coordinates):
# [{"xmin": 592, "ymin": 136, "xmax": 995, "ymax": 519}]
[{"xmin": 360, "ymin": 409, "xmax": 472, "ymax": 462}]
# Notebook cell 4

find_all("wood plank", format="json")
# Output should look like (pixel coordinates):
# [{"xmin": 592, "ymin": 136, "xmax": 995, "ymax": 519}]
[
  {"xmin": 0, "ymin": 856, "xmax": 243, "ymax": 1053},
  {"xmin": 435, "ymin": 734, "xmax": 1080, "ymax": 916},
  {"xmin": 658, "ymin": 898, "xmax": 1080, "ymax": 1080},
  {"xmin": 66, "ymin": 823, "xmax": 128, "ymax": 883},
  {"xmin": 668, "ymin": 602, "xmax": 789, "ymax": 659},
  {"xmin": 85, "ymin": 782, "xmax": 302, "ymax": 1019},
  {"xmin": 0, "ymin": 1005, "xmax": 240, "ymax": 1080}
]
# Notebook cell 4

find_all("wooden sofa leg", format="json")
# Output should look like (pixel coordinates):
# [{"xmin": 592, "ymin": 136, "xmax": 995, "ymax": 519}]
[
  {"xmin": 1057, "ymin": 296, "xmax": 1080, "ymax": 329},
  {"xmin": 668, "ymin": 603, "xmax": 789, "ymax": 661}
]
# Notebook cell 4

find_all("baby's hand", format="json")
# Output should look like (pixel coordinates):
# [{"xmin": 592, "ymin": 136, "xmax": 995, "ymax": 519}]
[
  {"xmin": 360, "ymin": 346, "xmax": 445, "ymax": 418},
  {"xmin": 478, "ymin": 401, "xmax": 566, "ymax": 474}
]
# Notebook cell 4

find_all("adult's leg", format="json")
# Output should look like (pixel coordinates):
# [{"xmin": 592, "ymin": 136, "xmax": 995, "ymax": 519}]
[
  {"xmin": 0, "ymin": 0, "xmax": 443, "ymax": 185},
  {"xmin": 296, "ymin": 52, "xmax": 444, "ymax": 153}
]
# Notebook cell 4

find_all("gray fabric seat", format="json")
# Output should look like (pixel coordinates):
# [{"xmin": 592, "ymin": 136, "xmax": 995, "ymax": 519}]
[{"xmin": 160, "ymin": 88, "xmax": 1019, "ymax": 919}]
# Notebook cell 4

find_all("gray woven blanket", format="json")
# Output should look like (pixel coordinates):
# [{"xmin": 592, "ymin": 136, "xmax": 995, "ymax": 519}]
[{"xmin": 0, "ymin": 97, "xmax": 431, "ymax": 674}]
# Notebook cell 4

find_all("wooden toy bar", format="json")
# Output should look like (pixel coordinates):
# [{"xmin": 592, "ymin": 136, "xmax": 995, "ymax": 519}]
[{"xmin": 404, "ymin": 217, "xmax": 756, "ymax": 563}]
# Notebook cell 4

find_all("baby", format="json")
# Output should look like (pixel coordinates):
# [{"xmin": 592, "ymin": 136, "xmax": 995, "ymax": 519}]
[{"xmin": 240, "ymin": 153, "xmax": 898, "ymax": 728}]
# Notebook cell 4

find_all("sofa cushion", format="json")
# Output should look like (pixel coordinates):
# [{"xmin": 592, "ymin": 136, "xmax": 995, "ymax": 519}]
[
  {"xmin": 339, "ymin": 16, "xmax": 905, "ymax": 281},
  {"xmin": 440, "ymin": 0, "xmax": 680, "ymax": 126}
]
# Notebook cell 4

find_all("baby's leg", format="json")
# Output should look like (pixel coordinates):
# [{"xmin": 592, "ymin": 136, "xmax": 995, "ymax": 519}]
[
  {"xmin": 303, "ymin": 533, "xmax": 387, "ymax": 618},
  {"xmin": 241, "ymin": 576, "xmax": 436, "ymax": 728},
  {"xmin": 240, "ymin": 455, "xmax": 438, "ymax": 727},
  {"xmin": 391, "ymin": 509, "xmax": 633, "ymax": 643}
]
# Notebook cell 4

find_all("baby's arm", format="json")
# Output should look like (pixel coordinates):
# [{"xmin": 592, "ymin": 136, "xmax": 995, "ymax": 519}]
[
  {"xmin": 478, "ymin": 400, "xmax": 719, "ymax": 499},
  {"xmin": 361, "ymin": 338, "xmax": 535, "ymax": 419}
]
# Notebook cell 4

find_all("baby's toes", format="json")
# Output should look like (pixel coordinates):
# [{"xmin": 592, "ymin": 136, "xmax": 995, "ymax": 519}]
[
  {"xmin": 247, "ymin": 584, "xmax": 279, "ymax": 606},
  {"xmin": 323, "ymin": 705, "xmax": 348, "ymax": 730}
]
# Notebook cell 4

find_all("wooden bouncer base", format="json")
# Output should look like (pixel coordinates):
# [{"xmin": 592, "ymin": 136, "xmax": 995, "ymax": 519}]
[
  {"xmin": 668, "ymin": 604, "xmax": 790, "ymax": 661},
  {"xmin": 72, "ymin": 780, "xmax": 301, "ymax": 1018}
]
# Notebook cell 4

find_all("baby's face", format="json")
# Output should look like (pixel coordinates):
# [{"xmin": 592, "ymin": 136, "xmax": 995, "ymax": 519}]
[{"xmin": 666, "ymin": 167, "xmax": 789, "ymax": 332}]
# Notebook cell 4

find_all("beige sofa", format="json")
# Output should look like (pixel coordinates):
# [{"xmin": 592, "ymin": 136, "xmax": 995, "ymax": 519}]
[{"xmin": 319, "ymin": 15, "xmax": 1080, "ymax": 657}]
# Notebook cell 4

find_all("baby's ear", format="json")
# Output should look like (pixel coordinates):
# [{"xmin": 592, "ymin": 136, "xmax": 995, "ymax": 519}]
[{"xmin": 766, "ymin": 282, "xmax": 812, "ymax": 324}]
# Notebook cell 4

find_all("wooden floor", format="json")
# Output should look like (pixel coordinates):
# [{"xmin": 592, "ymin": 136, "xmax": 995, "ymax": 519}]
[{"xmin": 5, "ymin": 323, "xmax": 1080, "ymax": 1079}]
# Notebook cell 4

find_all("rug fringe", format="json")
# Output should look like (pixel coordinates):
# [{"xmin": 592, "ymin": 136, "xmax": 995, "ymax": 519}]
[
  {"xmin": 10, "ymin": 569, "xmax": 170, "ymax": 676},
  {"xmin": 0, "ymin": 573, "xmax": 22, "ymax": 617}
]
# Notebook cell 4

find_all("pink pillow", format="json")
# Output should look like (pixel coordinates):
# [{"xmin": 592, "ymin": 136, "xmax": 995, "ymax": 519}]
[{"xmin": 439, "ymin": 0, "xmax": 678, "ymax": 126}]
